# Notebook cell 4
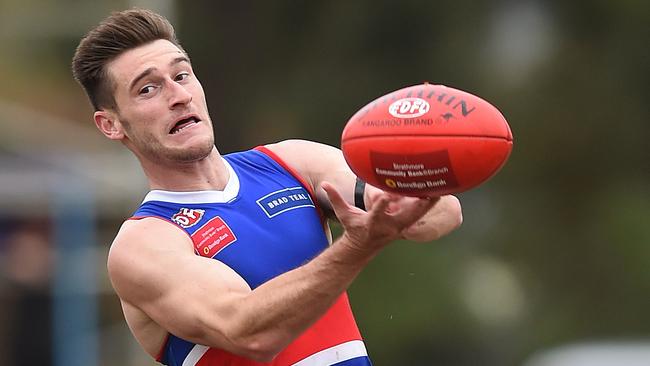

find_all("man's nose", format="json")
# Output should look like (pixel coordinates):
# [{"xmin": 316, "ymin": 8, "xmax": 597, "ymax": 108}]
[{"xmin": 168, "ymin": 80, "xmax": 192, "ymax": 108}]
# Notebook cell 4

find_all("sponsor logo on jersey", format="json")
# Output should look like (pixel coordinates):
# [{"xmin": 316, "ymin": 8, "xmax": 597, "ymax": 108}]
[
  {"xmin": 256, "ymin": 187, "xmax": 315, "ymax": 218},
  {"xmin": 388, "ymin": 97, "xmax": 430, "ymax": 118},
  {"xmin": 171, "ymin": 208, "xmax": 205, "ymax": 228},
  {"xmin": 191, "ymin": 216, "xmax": 237, "ymax": 258}
]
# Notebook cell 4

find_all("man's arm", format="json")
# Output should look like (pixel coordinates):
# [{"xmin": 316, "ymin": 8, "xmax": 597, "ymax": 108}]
[
  {"xmin": 264, "ymin": 139, "xmax": 463, "ymax": 242},
  {"xmin": 108, "ymin": 185, "xmax": 437, "ymax": 362}
]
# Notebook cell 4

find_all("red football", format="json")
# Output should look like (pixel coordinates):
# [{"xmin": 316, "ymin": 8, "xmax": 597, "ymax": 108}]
[{"xmin": 341, "ymin": 83, "xmax": 513, "ymax": 196}]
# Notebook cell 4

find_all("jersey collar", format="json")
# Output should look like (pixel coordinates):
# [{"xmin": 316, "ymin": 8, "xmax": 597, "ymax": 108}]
[{"xmin": 142, "ymin": 159, "xmax": 239, "ymax": 204}]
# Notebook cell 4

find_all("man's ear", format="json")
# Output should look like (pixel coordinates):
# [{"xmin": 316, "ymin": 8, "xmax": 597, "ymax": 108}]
[{"xmin": 94, "ymin": 110, "xmax": 125, "ymax": 140}]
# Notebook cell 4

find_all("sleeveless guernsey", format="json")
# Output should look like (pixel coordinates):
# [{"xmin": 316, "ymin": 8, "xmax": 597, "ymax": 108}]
[{"xmin": 131, "ymin": 147, "xmax": 372, "ymax": 366}]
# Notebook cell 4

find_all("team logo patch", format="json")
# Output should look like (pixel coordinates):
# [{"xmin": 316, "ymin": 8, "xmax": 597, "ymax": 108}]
[
  {"xmin": 256, "ymin": 187, "xmax": 315, "ymax": 218},
  {"xmin": 191, "ymin": 216, "xmax": 237, "ymax": 258},
  {"xmin": 171, "ymin": 208, "xmax": 205, "ymax": 228}
]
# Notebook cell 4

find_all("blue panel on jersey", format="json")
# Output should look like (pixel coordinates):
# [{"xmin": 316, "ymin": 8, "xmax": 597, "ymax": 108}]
[
  {"xmin": 161, "ymin": 336, "xmax": 195, "ymax": 366},
  {"xmin": 332, "ymin": 356, "xmax": 373, "ymax": 366}
]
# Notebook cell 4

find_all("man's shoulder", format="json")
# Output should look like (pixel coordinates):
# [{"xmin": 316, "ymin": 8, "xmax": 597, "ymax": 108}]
[
  {"xmin": 110, "ymin": 218, "xmax": 193, "ymax": 261},
  {"xmin": 108, "ymin": 218, "xmax": 194, "ymax": 291},
  {"xmin": 261, "ymin": 139, "xmax": 320, "ymax": 155}
]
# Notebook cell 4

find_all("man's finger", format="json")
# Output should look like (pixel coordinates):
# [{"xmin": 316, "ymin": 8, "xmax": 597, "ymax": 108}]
[
  {"xmin": 393, "ymin": 196, "xmax": 439, "ymax": 226},
  {"xmin": 367, "ymin": 194, "xmax": 392, "ymax": 221},
  {"xmin": 322, "ymin": 182, "xmax": 356, "ymax": 219}
]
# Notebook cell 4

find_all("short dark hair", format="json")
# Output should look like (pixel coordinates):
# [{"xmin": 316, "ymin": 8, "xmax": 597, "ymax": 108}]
[{"xmin": 72, "ymin": 8, "xmax": 184, "ymax": 111}]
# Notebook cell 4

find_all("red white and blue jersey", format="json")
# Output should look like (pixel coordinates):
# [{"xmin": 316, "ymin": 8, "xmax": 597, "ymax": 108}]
[{"xmin": 130, "ymin": 147, "xmax": 372, "ymax": 366}]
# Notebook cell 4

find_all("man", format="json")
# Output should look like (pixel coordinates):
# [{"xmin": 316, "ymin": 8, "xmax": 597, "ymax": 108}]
[{"xmin": 72, "ymin": 9, "xmax": 462, "ymax": 366}]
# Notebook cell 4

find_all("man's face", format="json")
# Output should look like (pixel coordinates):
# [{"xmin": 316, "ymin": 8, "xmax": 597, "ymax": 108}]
[{"xmin": 104, "ymin": 39, "xmax": 214, "ymax": 164}]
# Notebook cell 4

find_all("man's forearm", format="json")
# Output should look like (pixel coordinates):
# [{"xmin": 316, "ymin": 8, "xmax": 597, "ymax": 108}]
[{"xmin": 225, "ymin": 232, "xmax": 380, "ymax": 357}]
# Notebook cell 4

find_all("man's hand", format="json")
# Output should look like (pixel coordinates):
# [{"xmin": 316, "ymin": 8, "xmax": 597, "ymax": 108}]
[
  {"xmin": 363, "ymin": 185, "xmax": 463, "ymax": 242},
  {"xmin": 322, "ymin": 182, "xmax": 439, "ymax": 251}
]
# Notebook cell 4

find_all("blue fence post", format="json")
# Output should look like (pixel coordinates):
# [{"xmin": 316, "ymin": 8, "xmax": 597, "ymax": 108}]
[{"xmin": 51, "ymin": 176, "xmax": 98, "ymax": 366}]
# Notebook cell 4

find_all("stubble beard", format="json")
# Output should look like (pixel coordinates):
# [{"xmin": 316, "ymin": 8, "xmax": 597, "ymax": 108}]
[{"xmin": 122, "ymin": 118, "xmax": 215, "ymax": 164}]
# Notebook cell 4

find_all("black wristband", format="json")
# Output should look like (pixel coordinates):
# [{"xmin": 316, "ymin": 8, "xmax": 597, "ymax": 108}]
[{"xmin": 354, "ymin": 178, "xmax": 366, "ymax": 211}]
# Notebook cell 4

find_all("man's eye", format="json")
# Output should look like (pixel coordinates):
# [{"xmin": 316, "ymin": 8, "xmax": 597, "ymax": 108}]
[
  {"xmin": 139, "ymin": 85, "xmax": 154, "ymax": 95},
  {"xmin": 175, "ymin": 72, "xmax": 190, "ymax": 82}
]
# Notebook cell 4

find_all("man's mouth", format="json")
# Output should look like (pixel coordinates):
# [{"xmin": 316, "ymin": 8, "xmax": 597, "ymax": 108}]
[{"xmin": 170, "ymin": 116, "xmax": 200, "ymax": 134}]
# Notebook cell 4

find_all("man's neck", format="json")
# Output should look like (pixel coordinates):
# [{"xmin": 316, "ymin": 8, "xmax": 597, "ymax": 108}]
[{"xmin": 140, "ymin": 148, "xmax": 230, "ymax": 192}]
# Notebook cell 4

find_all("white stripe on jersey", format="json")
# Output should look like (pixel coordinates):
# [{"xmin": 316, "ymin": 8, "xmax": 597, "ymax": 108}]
[
  {"xmin": 291, "ymin": 340, "xmax": 368, "ymax": 366},
  {"xmin": 182, "ymin": 344, "xmax": 209, "ymax": 366}
]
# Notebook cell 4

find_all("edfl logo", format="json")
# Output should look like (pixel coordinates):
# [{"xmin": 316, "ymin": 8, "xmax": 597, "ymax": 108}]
[
  {"xmin": 172, "ymin": 208, "xmax": 205, "ymax": 228},
  {"xmin": 388, "ymin": 98, "xmax": 430, "ymax": 118}
]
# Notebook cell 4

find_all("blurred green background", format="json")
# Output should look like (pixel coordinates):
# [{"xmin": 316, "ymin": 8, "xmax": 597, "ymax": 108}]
[{"xmin": 0, "ymin": 1, "xmax": 648, "ymax": 365}]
